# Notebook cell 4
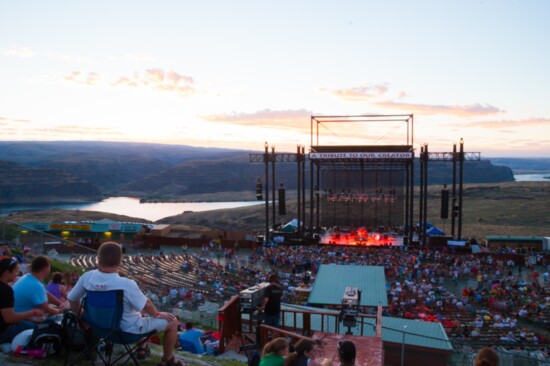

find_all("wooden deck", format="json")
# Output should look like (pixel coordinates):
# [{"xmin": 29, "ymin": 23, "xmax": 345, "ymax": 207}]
[{"xmin": 312, "ymin": 332, "xmax": 383, "ymax": 366}]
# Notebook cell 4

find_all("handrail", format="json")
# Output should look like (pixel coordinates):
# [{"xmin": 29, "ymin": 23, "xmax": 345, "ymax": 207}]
[
  {"xmin": 258, "ymin": 324, "xmax": 314, "ymax": 348},
  {"xmin": 217, "ymin": 295, "xmax": 241, "ymax": 354}
]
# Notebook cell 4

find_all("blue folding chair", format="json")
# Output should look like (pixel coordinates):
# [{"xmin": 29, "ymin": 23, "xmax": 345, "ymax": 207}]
[{"xmin": 66, "ymin": 290, "xmax": 156, "ymax": 366}]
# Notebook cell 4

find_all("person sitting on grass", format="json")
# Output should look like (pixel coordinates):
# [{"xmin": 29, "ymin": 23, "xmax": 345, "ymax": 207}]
[
  {"xmin": 46, "ymin": 272, "xmax": 68, "ymax": 302},
  {"xmin": 68, "ymin": 242, "xmax": 184, "ymax": 366},
  {"xmin": 0, "ymin": 257, "xmax": 45, "ymax": 343},
  {"xmin": 178, "ymin": 321, "xmax": 205, "ymax": 354},
  {"xmin": 260, "ymin": 337, "xmax": 289, "ymax": 366},
  {"xmin": 13, "ymin": 255, "xmax": 64, "ymax": 317}
]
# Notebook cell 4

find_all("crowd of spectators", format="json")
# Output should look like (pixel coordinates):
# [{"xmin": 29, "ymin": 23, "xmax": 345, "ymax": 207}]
[{"xmin": 68, "ymin": 242, "xmax": 549, "ymax": 358}]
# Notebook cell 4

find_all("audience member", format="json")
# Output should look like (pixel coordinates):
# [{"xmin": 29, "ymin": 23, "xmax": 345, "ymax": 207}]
[
  {"xmin": 0, "ymin": 257, "xmax": 45, "ymax": 343},
  {"xmin": 285, "ymin": 339, "xmax": 317, "ymax": 366},
  {"xmin": 46, "ymin": 272, "xmax": 68, "ymax": 301},
  {"xmin": 260, "ymin": 337, "xmax": 289, "ymax": 366},
  {"xmin": 336, "ymin": 339, "xmax": 356, "ymax": 366},
  {"xmin": 68, "ymin": 242, "xmax": 184, "ymax": 366},
  {"xmin": 261, "ymin": 274, "xmax": 283, "ymax": 327},
  {"xmin": 475, "ymin": 347, "xmax": 499, "ymax": 366},
  {"xmin": 13, "ymin": 255, "xmax": 62, "ymax": 316},
  {"xmin": 178, "ymin": 321, "xmax": 205, "ymax": 354}
]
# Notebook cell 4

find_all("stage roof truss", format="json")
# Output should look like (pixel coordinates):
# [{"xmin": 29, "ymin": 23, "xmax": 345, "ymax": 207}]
[
  {"xmin": 311, "ymin": 114, "xmax": 414, "ymax": 147},
  {"xmin": 427, "ymin": 152, "xmax": 481, "ymax": 161}
]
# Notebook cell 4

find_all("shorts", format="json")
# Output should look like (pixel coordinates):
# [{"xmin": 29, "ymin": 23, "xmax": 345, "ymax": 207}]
[{"xmin": 130, "ymin": 317, "xmax": 169, "ymax": 335}]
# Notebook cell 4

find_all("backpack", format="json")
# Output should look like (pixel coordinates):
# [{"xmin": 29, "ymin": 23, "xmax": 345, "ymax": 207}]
[
  {"xmin": 61, "ymin": 310, "xmax": 86, "ymax": 352},
  {"xmin": 28, "ymin": 322, "xmax": 64, "ymax": 356},
  {"xmin": 248, "ymin": 351, "xmax": 261, "ymax": 366}
]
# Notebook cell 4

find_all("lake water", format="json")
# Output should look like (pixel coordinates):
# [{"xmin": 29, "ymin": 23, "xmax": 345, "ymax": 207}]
[
  {"xmin": 514, "ymin": 174, "xmax": 550, "ymax": 182},
  {"xmin": 0, "ymin": 196, "xmax": 263, "ymax": 221}
]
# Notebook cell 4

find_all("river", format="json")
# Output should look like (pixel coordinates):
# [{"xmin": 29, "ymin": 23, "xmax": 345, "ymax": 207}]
[
  {"xmin": 0, "ymin": 196, "xmax": 263, "ymax": 221},
  {"xmin": 514, "ymin": 173, "xmax": 550, "ymax": 182}
]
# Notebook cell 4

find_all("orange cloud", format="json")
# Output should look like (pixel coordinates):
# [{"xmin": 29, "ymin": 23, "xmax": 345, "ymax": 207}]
[
  {"xmin": 322, "ymin": 83, "xmax": 388, "ymax": 100},
  {"xmin": 202, "ymin": 109, "xmax": 312, "ymax": 131},
  {"xmin": 463, "ymin": 117, "xmax": 550, "ymax": 129},
  {"xmin": 1, "ymin": 47, "xmax": 35, "ymax": 58},
  {"xmin": 375, "ymin": 100, "xmax": 503, "ymax": 117},
  {"xmin": 64, "ymin": 71, "xmax": 101, "ymax": 85},
  {"xmin": 112, "ymin": 69, "xmax": 195, "ymax": 97}
]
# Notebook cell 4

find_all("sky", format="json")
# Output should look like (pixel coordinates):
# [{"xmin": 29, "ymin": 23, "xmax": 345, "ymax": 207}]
[{"xmin": 1, "ymin": 1, "xmax": 549, "ymax": 157}]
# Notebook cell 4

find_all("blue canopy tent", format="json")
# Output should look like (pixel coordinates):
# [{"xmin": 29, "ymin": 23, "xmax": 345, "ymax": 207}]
[{"xmin": 427, "ymin": 227, "xmax": 445, "ymax": 236}]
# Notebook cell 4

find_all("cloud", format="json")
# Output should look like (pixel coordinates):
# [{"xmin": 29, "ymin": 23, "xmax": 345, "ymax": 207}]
[
  {"xmin": 201, "ymin": 109, "xmax": 312, "ymax": 131},
  {"xmin": 375, "ymin": 100, "xmax": 504, "ymax": 117},
  {"xmin": 462, "ymin": 117, "xmax": 550, "ymax": 129},
  {"xmin": 111, "ymin": 69, "xmax": 196, "ymax": 97},
  {"xmin": 106, "ymin": 54, "xmax": 153, "ymax": 62},
  {"xmin": 1, "ymin": 47, "xmax": 35, "ymax": 58},
  {"xmin": 34, "ymin": 125, "xmax": 118, "ymax": 137},
  {"xmin": 47, "ymin": 52, "xmax": 90, "ymax": 63},
  {"xmin": 322, "ymin": 83, "xmax": 388, "ymax": 100},
  {"xmin": 0, "ymin": 116, "xmax": 32, "ymax": 125},
  {"xmin": 64, "ymin": 71, "xmax": 101, "ymax": 86}
]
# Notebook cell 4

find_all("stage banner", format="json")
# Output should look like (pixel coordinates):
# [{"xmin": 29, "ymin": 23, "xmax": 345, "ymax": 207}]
[{"xmin": 309, "ymin": 152, "xmax": 413, "ymax": 159}]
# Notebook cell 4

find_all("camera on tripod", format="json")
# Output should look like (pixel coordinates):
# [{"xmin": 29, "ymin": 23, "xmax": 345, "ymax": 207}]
[
  {"xmin": 239, "ymin": 282, "xmax": 270, "ymax": 313},
  {"xmin": 340, "ymin": 286, "xmax": 362, "ymax": 332}
]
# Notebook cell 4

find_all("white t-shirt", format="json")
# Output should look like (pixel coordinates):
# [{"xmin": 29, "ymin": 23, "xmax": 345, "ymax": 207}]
[{"xmin": 68, "ymin": 270, "xmax": 147, "ymax": 334}]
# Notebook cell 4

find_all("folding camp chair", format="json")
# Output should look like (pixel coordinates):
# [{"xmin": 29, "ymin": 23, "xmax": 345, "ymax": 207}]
[{"xmin": 66, "ymin": 290, "xmax": 157, "ymax": 366}]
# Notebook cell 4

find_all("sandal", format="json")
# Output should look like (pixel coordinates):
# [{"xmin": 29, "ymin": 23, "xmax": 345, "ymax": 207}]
[
  {"xmin": 136, "ymin": 343, "xmax": 151, "ymax": 360},
  {"xmin": 158, "ymin": 355, "xmax": 186, "ymax": 366}
]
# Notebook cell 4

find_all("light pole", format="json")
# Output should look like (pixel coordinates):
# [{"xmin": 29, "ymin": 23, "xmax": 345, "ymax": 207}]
[{"xmin": 401, "ymin": 325, "xmax": 407, "ymax": 366}]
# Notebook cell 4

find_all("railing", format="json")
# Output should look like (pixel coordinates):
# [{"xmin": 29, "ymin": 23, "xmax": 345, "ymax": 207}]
[
  {"xmin": 280, "ymin": 306, "xmax": 382, "ymax": 337},
  {"xmin": 217, "ymin": 295, "xmax": 241, "ymax": 354},
  {"xmin": 258, "ymin": 324, "xmax": 314, "ymax": 348},
  {"xmin": 449, "ymin": 341, "xmax": 549, "ymax": 366}
]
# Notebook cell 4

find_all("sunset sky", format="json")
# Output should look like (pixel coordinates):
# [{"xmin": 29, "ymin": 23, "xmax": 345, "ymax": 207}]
[{"xmin": 1, "ymin": 1, "xmax": 549, "ymax": 157}]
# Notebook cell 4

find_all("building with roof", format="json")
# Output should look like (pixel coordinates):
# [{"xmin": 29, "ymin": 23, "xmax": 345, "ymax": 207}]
[{"xmin": 485, "ymin": 235, "xmax": 550, "ymax": 252}]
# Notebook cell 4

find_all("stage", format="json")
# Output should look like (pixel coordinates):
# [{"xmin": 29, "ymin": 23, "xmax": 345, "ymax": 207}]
[{"xmin": 318, "ymin": 228, "xmax": 403, "ymax": 247}]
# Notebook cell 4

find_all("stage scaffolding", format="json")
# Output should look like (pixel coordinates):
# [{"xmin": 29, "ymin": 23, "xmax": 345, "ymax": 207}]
[{"xmin": 308, "ymin": 115, "xmax": 415, "ymax": 244}]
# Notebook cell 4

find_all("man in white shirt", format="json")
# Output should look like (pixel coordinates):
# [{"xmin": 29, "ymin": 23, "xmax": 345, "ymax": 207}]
[{"xmin": 68, "ymin": 242, "xmax": 183, "ymax": 366}]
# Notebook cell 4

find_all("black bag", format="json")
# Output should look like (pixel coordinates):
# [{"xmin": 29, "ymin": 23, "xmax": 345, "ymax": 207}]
[
  {"xmin": 248, "ymin": 351, "xmax": 261, "ymax": 366},
  {"xmin": 28, "ymin": 322, "xmax": 64, "ymax": 356},
  {"xmin": 61, "ymin": 311, "xmax": 86, "ymax": 352}
]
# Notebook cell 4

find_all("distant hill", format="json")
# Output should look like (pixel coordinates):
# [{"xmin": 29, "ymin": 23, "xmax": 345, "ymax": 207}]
[
  {"xmin": 425, "ymin": 160, "xmax": 514, "ymax": 184},
  {"xmin": 488, "ymin": 158, "xmax": 550, "ymax": 172},
  {"xmin": 0, "ymin": 141, "xmax": 517, "ymax": 202},
  {"xmin": 119, "ymin": 154, "xmax": 299, "ymax": 196},
  {"xmin": 0, "ymin": 160, "xmax": 101, "ymax": 203},
  {"xmin": 0, "ymin": 141, "xmax": 245, "ymax": 192}
]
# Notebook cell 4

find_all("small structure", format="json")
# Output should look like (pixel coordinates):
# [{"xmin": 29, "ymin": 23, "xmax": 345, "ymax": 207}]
[{"xmin": 485, "ymin": 235, "xmax": 549, "ymax": 252}]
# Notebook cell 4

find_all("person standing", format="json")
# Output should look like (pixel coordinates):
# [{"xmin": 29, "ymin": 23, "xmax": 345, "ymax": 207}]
[
  {"xmin": 261, "ymin": 274, "xmax": 283, "ymax": 327},
  {"xmin": 0, "ymin": 257, "xmax": 45, "ymax": 343}
]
